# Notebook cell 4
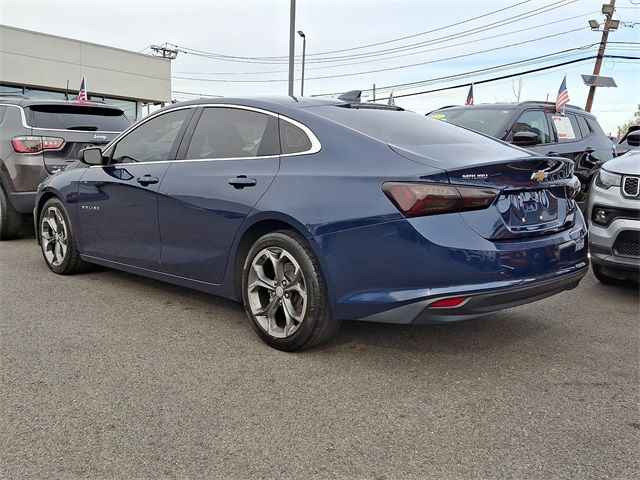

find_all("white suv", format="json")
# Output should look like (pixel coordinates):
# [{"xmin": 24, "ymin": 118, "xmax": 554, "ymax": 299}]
[{"xmin": 588, "ymin": 131, "xmax": 640, "ymax": 284}]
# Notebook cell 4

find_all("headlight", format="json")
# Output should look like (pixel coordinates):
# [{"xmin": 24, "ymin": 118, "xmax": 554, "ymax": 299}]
[{"xmin": 595, "ymin": 169, "xmax": 621, "ymax": 189}]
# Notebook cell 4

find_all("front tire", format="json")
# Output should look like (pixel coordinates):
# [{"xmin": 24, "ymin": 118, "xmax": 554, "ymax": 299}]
[
  {"xmin": 39, "ymin": 198, "xmax": 89, "ymax": 275},
  {"xmin": 241, "ymin": 230, "xmax": 341, "ymax": 351}
]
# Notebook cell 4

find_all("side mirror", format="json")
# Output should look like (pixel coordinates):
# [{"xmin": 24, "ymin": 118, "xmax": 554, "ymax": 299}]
[
  {"xmin": 627, "ymin": 130, "xmax": 640, "ymax": 147},
  {"xmin": 80, "ymin": 147, "xmax": 104, "ymax": 165},
  {"xmin": 512, "ymin": 131, "xmax": 540, "ymax": 147}
]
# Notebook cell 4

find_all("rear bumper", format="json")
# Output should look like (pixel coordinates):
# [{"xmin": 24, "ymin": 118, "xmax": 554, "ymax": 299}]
[
  {"xmin": 358, "ymin": 265, "xmax": 587, "ymax": 324},
  {"xmin": 7, "ymin": 190, "xmax": 36, "ymax": 214}
]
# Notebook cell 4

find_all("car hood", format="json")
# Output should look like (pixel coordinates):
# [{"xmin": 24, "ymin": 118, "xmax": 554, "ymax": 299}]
[{"xmin": 604, "ymin": 150, "xmax": 640, "ymax": 175}]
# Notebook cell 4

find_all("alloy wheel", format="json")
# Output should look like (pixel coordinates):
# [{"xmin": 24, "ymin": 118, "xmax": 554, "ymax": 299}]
[
  {"xmin": 41, "ymin": 206, "xmax": 68, "ymax": 267},
  {"xmin": 247, "ymin": 246, "xmax": 308, "ymax": 338}
]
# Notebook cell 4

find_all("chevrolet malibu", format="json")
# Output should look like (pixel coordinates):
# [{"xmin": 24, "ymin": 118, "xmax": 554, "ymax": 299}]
[{"xmin": 35, "ymin": 96, "xmax": 589, "ymax": 350}]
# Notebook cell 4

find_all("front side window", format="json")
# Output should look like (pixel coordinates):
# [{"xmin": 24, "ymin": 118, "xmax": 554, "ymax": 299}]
[
  {"xmin": 111, "ymin": 109, "xmax": 190, "ymax": 164},
  {"xmin": 186, "ymin": 107, "xmax": 279, "ymax": 160},
  {"xmin": 509, "ymin": 110, "xmax": 551, "ymax": 144}
]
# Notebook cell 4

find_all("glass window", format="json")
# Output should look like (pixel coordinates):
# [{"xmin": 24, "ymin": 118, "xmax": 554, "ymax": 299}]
[
  {"xmin": 102, "ymin": 97, "xmax": 138, "ymax": 123},
  {"xmin": 112, "ymin": 109, "xmax": 190, "ymax": 164},
  {"xmin": 27, "ymin": 104, "xmax": 130, "ymax": 131},
  {"xmin": 24, "ymin": 88, "xmax": 67, "ymax": 100},
  {"xmin": 315, "ymin": 106, "xmax": 487, "ymax": 145},
  {"xmin": 553, "ymin": 114, "xmax": 582, "ymax": 142},
  {"xmin": 0, "ymin": 84, "xmax": 24, "ymax": 95},
  {"xmin": 280, "ymin": 119, "xmax": 312, "ymax": 154},
  {"xmin": 509, "ymin": 110, "xmax": 551, "ymax": 144},
  {"xmin": 429, "ymin": 107, "xmax": 513, "ymax": 137},
  {"xmin": 576, "ymin": 115, "xmax": 591, "ymax": 138},
  {"xmin": 186, "ymin": 107, "xmax": 279, "ymax": 159}
]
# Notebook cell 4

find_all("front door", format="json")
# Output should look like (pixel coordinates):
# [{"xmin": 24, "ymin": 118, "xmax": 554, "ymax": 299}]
[
  {"xmin": 158, "ymin": 106, "xmax": 281, "ymax": 284},
  {"xmin": 76, "ymin": 108, "xmax": 193, "ymax": 270}
]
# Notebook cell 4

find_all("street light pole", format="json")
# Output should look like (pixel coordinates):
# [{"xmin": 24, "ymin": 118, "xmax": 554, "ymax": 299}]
[
  {"xmin": 297, "ymin": 30, "xmax": 306, "ymax": 97},
  {"xmin": 585, "ymin": 0, "xmax": 616, "ymax": 112},
  {"xmin": 288, "ymin": 0, "xmax": 296, "ymax": 97}
]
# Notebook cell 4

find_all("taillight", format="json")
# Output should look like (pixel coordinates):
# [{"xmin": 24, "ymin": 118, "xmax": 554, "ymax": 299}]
[
  {"xmin": 11, "ymin": 136, "xmax": 65, "ymax": 154},
  {"xmin": 382, "ymin": 182, "xmax": 499, "ymax": 217}
]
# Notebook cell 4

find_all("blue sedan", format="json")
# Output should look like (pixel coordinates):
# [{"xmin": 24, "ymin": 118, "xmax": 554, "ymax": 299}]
[{"xmin": 35, "ymin": 96, "xmax": 588, "ymax": 350}]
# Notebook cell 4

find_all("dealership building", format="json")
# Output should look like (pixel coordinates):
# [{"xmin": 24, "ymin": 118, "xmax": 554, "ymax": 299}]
[{"xmin": 0, "ymin": 24, "xmax": 171, "ymax": 121}]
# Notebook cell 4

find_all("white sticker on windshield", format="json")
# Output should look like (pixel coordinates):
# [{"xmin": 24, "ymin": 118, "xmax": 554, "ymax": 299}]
[{"xmin": 551, "ymin": 115, "xmax": 576, "ymax": 140}]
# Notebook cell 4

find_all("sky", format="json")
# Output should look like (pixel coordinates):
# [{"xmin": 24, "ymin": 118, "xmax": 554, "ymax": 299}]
[{"xmin": 0, "ymin": 0, "xmax": 639, "ymax": 134}]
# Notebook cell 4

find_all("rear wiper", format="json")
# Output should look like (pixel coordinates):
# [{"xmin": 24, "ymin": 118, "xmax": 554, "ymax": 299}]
[{"xmin": 66, "ymin": 126, "xmax": 99, "ymax": 131}]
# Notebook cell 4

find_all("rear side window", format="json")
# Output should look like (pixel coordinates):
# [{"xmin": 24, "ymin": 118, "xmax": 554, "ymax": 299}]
[
  {"xmin": 28, "ymin": 104, "xmax": 130, "ymax": 131},
  {"xmin": 550, "ymin": 114, "xmax": 582, "ymax": 142},
  {"xmin": 576, "ymin": 115, "xmax": 591, "ymax": 138},
  {"xmin": 280, "ymin": 119, "xmax": 312, "ymax": 154},
  {"xmin": 186, "ymin": 107, "xmax": 280, "ymax": 159},
  {"xmin": 112, "ymin": 109, "xmax": 190, "ymax": 163},
  {"xmin": 509, "ymin": 110, "xmax": 551, "ymax": 144}
]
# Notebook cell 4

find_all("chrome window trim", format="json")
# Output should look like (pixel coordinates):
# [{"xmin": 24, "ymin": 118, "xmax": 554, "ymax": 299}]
[
  {"xmin": 3, "ymin": 104, "xmax": 126, "ymax": 134},
  {"xmin": 99, "ymin": 103, "xmax": 321, "ymax": 163}
]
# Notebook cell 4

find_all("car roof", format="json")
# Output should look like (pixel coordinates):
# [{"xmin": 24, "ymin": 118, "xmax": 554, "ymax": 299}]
[
  {"xmin": 432, "ymin": 101, "xmax": 589, "ymax": 115},
  {"xmin": 0, "ymin": 95, "xmax": 124, "ymax": 111},
  {"xmin": 170, "ymin": 96, "xmax": 344, "ymax": 110}
]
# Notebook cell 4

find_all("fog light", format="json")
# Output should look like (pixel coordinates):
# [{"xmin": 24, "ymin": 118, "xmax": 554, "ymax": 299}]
[
  {"xmin": 594, "ymin": 209, "xmax": 607, "ymax": 224},
  {"xmin": 429, "ymin": 296, "xmax": 470, "ymax": 308}
]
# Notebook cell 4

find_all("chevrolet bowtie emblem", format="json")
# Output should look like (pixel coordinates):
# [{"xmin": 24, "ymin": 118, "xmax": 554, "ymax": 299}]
[{"xmin": 531, "ymin": 170, "xmax": 549, "ymax": 182}]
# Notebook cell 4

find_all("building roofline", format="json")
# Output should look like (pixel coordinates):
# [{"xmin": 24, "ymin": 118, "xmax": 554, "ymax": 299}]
[{"xmin": 0, "ymin": 23, "xmax": 169, "ymax": 62}]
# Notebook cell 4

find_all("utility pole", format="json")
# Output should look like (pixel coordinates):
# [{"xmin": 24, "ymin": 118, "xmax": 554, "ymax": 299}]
[
  {"xmin": 372, "ymin": 84, "xmax": 376, "ymax": 102},
  {"xmin": 288, "ymin": 0, "xmax": 296, "ymax": 97},
  {"xmin": 150, "ymin": 44, "xmax": 178, "ymax": 59},
  {"xmin": 585, "ymin": 0, "xmax": 616, "ymax": 112},
  {"xmin": 298, "ymin": 30, "xmax": 306, "ymax": 96}
]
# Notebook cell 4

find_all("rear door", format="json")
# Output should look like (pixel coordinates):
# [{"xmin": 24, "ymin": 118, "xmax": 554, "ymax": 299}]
[
  {"xmin": 76, "ymin": 108, "xmax": 194, "ymax": 270},
  {"xmin": 158, "ymin": 106, "xmax": 281, "ymax": 284}
]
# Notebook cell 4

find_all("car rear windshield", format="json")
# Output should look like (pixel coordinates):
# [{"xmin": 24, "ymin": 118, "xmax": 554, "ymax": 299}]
[
  {"xmin": 428, "ymin": 107, "xmax": 514, "ymax": 137},
  {"xmin": 27, "ymin": 104, "xmax": 131, "ymax": 131},
  {"xmin": 311, "ymin": 105, "xmax": 509, "ymax": 146}
]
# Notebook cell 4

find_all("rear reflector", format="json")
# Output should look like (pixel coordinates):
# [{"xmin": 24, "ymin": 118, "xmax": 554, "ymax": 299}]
[
  {"xmin": 429, "ymin": 296, "xmax": 470, "ymax": 308},
  {"xmin": 383, "ymin": 182, "xmax": 499, "ymax": 218},
  {"xmin": 11, "ymin": 136, "xmax": 65, "ymax": 154}
]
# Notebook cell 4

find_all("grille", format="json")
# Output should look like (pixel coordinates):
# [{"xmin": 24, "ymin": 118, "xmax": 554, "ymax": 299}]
[
  {"xmin": 623, "ymin": 176, "xmax": 639, "ymax": 198},
  {"xmin": 613, "ymin": 231, "xmax": 640, "ymax": 258}
]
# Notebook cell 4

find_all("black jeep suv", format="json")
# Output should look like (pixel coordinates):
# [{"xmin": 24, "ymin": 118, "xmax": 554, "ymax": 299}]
[
  {"xmin": 0, "ymin": 96, "xmax": 130, "ymax": 239},
  {"xmin": 428, "ymin": 102, "xmax": 615, "ymax": 208}
]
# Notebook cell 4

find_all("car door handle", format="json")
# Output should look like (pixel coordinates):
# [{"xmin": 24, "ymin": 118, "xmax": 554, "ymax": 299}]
[
  {"xmin": 546, "ymin": 151, "xmax": 561, "ymax": 157},
  {"xmin": 136, "ymin": 175, "xmax": 159, "ymax": 186},
  {"xmin": 228, "ymin": 175, "xmax": 257, "ymax": 189}
]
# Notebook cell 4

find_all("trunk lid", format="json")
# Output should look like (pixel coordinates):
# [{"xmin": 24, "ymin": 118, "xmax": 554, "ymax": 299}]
[{"xmin": 390, "ymin": 144, "xmax": 578, "ymax": 240}]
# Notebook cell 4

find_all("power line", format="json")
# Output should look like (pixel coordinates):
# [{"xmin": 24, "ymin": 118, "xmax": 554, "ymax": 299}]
[
  {"xmin": 173, "ymin": 10, "xmax": 598, "ymax": 76},
  {"xmin": 172, "ymin": 0, "xmax": 579, "ymax": 65},
  {"xmin": 172, "ymin": 27, "xmax": 589, "ymax": 83},
  {"xmin": 372, "ymin": 55, "xmax": 640, "ymax": 102}
]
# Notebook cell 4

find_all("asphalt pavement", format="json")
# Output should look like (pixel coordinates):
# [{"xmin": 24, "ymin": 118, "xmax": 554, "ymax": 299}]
[{"xmin": 1, "ymin": 238, "xmax": 638, "ymax": 479}]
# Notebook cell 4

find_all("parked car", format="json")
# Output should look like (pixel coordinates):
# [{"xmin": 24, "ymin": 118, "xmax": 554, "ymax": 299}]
[
  {"xmin": 428, "ymin": 102, "xmax": 615, "ymax": 209},
  {"xmin": 615, "ymin": 125, "xmax": 640, "ymax": 156},
  {"xmin": 0, "ymin": 95, "xmax": 130, "ymax": 239},
  {"xmin": 588, "ymin": 130, "xmax": 640, "ymax": 284},
  {"xmin": 35, "ymin": 96, "xmax": 588, "ymax": 350}
]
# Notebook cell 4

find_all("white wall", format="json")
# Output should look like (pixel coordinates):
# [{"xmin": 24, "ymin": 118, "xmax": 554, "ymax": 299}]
[{"xmin": 0, "ymin": 25, "xmax": 171, "ymax": 103}]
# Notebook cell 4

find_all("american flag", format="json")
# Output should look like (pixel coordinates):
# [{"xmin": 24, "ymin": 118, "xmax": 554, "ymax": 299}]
[
  {"xmin": 77, "ymin": 77, "xmax": 87, "ymax": 102},
  {"xmin": 555, "ymin": 76, "xmax": 569, "ymax": 113},
  {"xmin": 465, "ymin": 84, "xmax": 474, "ymax": 106}
]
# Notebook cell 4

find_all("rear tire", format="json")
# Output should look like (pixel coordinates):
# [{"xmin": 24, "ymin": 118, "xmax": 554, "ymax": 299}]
[
  {"xmin": 241, "ymin": 230, "xmax": 341, "ymax": 351},
  {"xmin": 0, "ymin": 184, "xmax": 24, "ymax": 240},
  {"xmin": 39, "ymin": 198, "xmax": 89, "ymax": 275}
]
